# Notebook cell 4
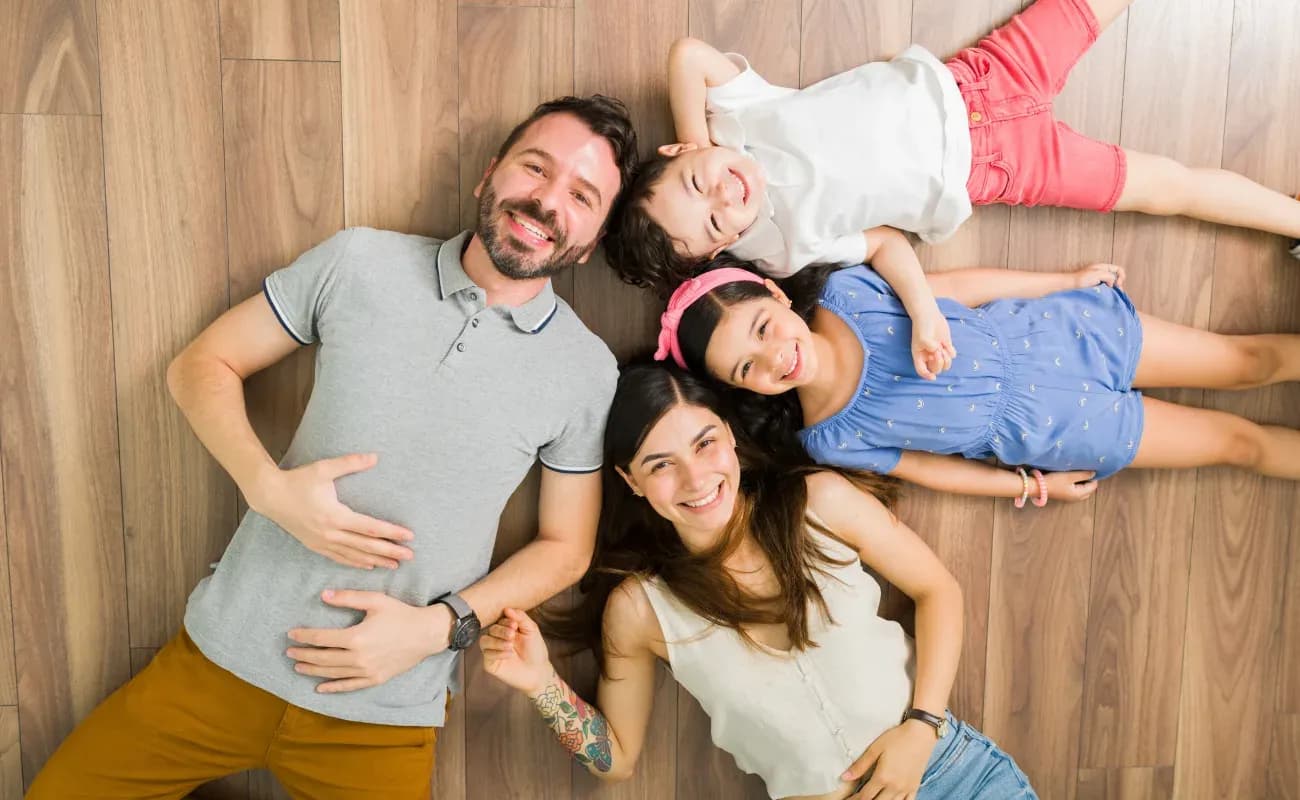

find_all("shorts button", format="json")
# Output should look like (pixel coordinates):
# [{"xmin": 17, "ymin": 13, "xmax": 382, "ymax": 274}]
[{"xmin": 970, "ymin": 111, "xmax": 983, "ymax": 123}]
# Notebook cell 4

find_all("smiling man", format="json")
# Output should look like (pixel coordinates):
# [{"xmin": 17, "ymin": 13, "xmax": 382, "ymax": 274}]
[{"xmin": 28, "ymin": 96, "xmax": 638, "ymax": 800}]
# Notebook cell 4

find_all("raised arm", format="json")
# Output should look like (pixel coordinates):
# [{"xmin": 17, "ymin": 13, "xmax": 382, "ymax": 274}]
[
  {"xmin": 926, "ymin": 263, "xmax": 1126, "ymax": 308},
  {"xmin": 481, "ymin": 582, "xmax": 662, "ymax": 782},
  {"xmin": 667, "ymin": 37, "xmax": 741, "ymax": 146},
  {"xmin": 890, "ymin": 451, "xmax": 1099, "ymax": 503},
  {"xmin": 864, "ymin": 226, "xmax": 955, "ymax": 380}
]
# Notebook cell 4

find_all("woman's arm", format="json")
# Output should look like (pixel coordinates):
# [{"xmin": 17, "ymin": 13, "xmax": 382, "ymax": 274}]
[
  {"xmin": 480, "ymin": 585, "xmax": 662, "ymax": 782},
  {"xmin": 891, "ymin": 451, "xmax": 1100, "ymax": 503},
  {"xmin": 667, "ymin": 37, "xmax": 741, "ymax": 146},
  {"xmin": 926, "ymin": 263, "xmax": 1126, "ymax": 308}
]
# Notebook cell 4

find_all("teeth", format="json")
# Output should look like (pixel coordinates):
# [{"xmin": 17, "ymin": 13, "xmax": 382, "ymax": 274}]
[
  {"xmin": 512, "ymin": 214, "xmax": 550, "ymax": 240},
  {"xmin": 683, "ymin": 484, "xmax": 721, "ymax": 508}
]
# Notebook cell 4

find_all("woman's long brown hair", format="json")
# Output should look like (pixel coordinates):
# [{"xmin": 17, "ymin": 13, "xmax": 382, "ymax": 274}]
[{"xmin": 543, "ymin": 361, "xmax": 898, "ymax": 675}]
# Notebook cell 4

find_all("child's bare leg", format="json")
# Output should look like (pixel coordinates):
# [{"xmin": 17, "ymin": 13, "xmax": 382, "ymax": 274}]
[
  {"xmin": 1133, "ymin": 313, "xmax": 1300, "ymax": 390},
  {"xmin": 1130, "ymin": 396, "xmax": 1300, "ymax": 479},
  {"xmin": 1083, "ymin": 0, "xmax": 1136, "ymax": 31},
  {"xmin": 1116, "ymin": 150, "xmax": 1300, "ymax": 239}
]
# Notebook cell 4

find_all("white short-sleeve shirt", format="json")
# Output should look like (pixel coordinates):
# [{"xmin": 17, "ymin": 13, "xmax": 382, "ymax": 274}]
[{"xmin": 706, "ymin": 48, "xmax": 973, "ymax": 278}]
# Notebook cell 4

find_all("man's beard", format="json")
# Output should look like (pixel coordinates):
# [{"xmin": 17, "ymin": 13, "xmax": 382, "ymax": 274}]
[{"xmin": 476, "ymin": 184, "xmax": 593, "ymax": 280}]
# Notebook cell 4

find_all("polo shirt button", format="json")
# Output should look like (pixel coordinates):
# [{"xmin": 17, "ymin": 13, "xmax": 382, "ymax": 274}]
[
  {"xmin": 456, "ymin": 342, "xmax": 466, "ymax": 352},
  {"xmin": 468, "ymin": 291, "xmax": 478, "ymax": 301},
  {"xmin": 471, "ymin": 319, "xmax": 480, "ymax": 328},
  {"xmin": 970, "ymin": 111, "xmax": 983, "ymax": 123}
]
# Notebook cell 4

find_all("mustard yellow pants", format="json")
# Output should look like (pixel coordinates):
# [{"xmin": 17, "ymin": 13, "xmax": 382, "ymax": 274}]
[{"xmin": 27, "ymin": 629, "xmax": 437, "ymax": 799}]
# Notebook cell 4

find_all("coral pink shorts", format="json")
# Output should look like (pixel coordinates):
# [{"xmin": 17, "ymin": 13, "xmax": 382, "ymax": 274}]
[{"xmin": 946, "ymin": 0, "xmax": 1127, "ymax": 212}]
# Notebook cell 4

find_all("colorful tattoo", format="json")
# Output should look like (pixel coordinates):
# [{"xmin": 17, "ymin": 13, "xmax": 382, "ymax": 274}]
[{"xmin": 531, "ymin": 676, "xmax": 614, "ymax": 773}]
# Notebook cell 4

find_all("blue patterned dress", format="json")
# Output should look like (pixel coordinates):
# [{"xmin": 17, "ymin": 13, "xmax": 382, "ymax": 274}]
[{"xmin": 798, "ymin": 267, "xmax": 1145, "ymax": 479}]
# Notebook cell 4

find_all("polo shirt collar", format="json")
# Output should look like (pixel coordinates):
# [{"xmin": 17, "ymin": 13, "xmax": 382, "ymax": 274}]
[{"xmin": 436, "ymin": 231, "xmax": 559, "ymax": 334}]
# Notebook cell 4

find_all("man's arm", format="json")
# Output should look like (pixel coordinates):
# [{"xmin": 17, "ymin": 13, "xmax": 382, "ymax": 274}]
[
  {"xmin": 461, "ymin": 467, "xmax": 602, "ymax": 626},
  {"xmin": 169, "ymin": 293, "xmax": 414, "ymax": 568}
]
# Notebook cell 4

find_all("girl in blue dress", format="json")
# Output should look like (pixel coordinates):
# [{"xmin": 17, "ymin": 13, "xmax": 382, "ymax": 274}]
[{"xmin": 653, "ymin": 261, "xmax": 1300, "ymax": 503}]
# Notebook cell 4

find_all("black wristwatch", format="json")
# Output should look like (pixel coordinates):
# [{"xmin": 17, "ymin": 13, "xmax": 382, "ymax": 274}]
[
  {"xmin": 901, "ymin": 707, "xmax": 950, "ymax": 739},
  {"xmin": 433, "ymin": 593, "xmax": 481, "ymax": 651}
]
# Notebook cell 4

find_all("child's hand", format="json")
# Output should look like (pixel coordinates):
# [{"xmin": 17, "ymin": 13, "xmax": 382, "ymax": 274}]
[
  {"xmin": 1043, "ymin": 470, "xmax": 1100, "ymax": 503},
  {"xmin": 911, "ymin": 311, "xmax": 957, "ymax": 380},
  {"xmin": 480, "ymin": 608, "xmax": 554, "ymax": 696},
  {"xmin": 1074, "ymin": 263, "xmax": 1126, "ymax": 290}
]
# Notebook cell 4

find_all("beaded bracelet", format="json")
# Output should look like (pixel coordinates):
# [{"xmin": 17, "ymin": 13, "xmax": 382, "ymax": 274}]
[
  {"xmin": 1013, "ymin": 467, "xmax": 1031, "ymax": 508},
  {"xmin": 1031, "ymin": 469, "xmax": 1049, "ymax": 507}
]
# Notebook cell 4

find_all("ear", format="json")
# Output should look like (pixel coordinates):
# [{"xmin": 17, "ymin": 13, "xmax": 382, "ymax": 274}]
[
  {"xmin": 657, "ymin": 142, "xmax": 699, "ymax": 158},
  {"xmin": 615, "ymin": 466, "xmax": 642, "ymax": 497},
  {"xmin": 763, "ymin": 278, "xmax": 791, "ymax": 307},
  {"xmin": 708, "ymin": 233, "xmax": 741, "ymax": 259},
  {"xmin": 473, "ymin": 157, "xmax": 498, "ymax": 199}
]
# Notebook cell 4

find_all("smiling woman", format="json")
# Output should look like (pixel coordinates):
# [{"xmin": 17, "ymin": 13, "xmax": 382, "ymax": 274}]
[{"xmin": 479, "ymin": 362, "xmax": 1041, "ymax": 799}]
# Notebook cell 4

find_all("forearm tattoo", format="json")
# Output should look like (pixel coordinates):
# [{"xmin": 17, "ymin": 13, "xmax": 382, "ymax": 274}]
[{"xmin": 531, "ymin": 676, "xmax": 614, "ymax": 773}]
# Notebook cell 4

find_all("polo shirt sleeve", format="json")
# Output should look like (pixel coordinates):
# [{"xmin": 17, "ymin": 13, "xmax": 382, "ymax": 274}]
[
  {"xmin": 539, "ymin": 358, "xmax": 617, "ymax": 474},
  {"xmin": 262, "ymin": 229, "xmax": 355, "ymax": 345},
  {"xmin": 706, "ymin": 53, "xmax": 793, "ymax": 114}
]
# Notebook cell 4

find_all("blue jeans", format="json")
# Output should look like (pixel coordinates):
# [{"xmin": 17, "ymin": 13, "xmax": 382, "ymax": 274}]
[{"xmin": 915, "ymin": 713, "xmax": 1038, "ymax": 799}]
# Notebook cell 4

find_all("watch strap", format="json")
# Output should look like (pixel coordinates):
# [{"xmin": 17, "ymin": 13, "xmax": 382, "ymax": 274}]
[{"xmin": 435, "ymin": 592, "xmax": 475, "ymax": 623}]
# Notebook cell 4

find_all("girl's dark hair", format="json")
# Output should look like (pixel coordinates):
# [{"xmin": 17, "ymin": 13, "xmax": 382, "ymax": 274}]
[
  {"xmin": 603, "ymin": 152, "xmax": 704, "ymax": 298},
  {"xmin": 544, "ymin": 360, "xmax": 898, "ymax": 674},
  {"xmin": 676, "ymin": 259, "xmax": 841, "ymax": 456}
]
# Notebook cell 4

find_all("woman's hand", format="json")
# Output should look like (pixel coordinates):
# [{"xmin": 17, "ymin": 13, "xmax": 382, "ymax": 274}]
[
  {"xmin": 480, "ymin": 608, "xmax": 555, "ymax": 696},
  {"xmin": 1073, "ymin": 262, "xmax": 1126, "ymax": 290},
  {"xmin": 842, "ymin": 720, "xmax": 938, "ymax": 800}
]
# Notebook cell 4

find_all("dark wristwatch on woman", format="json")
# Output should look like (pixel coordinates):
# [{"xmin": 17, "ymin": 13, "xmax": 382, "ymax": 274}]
[
  {"xmin": 433, "ymin": 592, "xmax": 481, "ymax": 651},
  {"xmin": 901, "ymin": 707, "xmax": 950, "ymax": 739}
]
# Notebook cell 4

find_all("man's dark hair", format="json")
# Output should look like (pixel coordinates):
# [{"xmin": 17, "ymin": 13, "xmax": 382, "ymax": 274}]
[
  {"xmin": 602, "ymin": 151, "xmax": 702, "ymax": 298},
  {"xmin": 496, "ymin": 95, "xmax": 639, "ymax": 210}
]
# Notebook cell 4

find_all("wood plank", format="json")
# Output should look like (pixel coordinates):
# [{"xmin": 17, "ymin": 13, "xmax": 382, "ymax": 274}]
[
  {"xmin": 570, "ymin": 656, "xmax": 676, "ymax": 800},
  {"xmin": 222, "ymin": 59, "xmax": 343, "ymax": 471},
  {"xmin": 1268, "ymin": 713, "xmax": 1300, "ymax": 800},
  {"xmin": 98, "ymin": 0, "xmax": 237, "ymax": 648},
  {"xmin": 675, "ymin": 685, "xmax": 766, "ymax": 800},
  {"xmin": 0, "ymin": 113, "xmax": 132, "ymax": 783},
  {"xmin": 430, "ymin": 661, "xmax": 465, "ymax": 800},
  {"xmin": 0, "ymin": 0, "xmax": 100, "ymax": 113},
  {"xmin": 1076, "ymin": 766, "xmax": 1174, "ymax": 800},
  {"xmin": 341, "ymin": 0, "xmax": 459, "ymax": 238},
  {"xmin": 457, "ymin": 5, "xmax": 574, "ymax": 300},
  {"xmin": 463, "ymin": 0, "xmax": 572, "ymax": 9},
  {"xmin": 219, "ymin": 0, "xmax": 341, "ymax": 61},
  {"xmin": 0, "ymin": 438, "xmax": 15, "ymax": 706},
  {"xmin": 0, "ymin": 708, "xmax": 20, "ymax": 800},
  {"xmin": 1173, "ymin": 0, "xmax": 1300, "ymax": 794},
  {"xmin": 800, "ymin": 0, "xmax": 912, "ymax": 86},
  {"xmin": 689, "ymin": 0, "xmax": 800, "ymax": 88},
  {"xmin": 572, "ymin": 0, "xmax": 687, "ymax": 358}
]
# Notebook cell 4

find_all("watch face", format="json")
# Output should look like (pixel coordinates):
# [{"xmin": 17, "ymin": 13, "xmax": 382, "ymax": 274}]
[{"xmin": 451, "ymin": 616, "xmax": 482, "ymax": 651}]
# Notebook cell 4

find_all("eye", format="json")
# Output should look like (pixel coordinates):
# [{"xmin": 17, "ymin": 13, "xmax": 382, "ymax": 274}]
[
  {"xmin": 710, "ymin": 215, "xmax": 721, "ymax": 234},
  {"xmin": 525, "ymin": 163, "xmax": 543, "ymax": 175},
  {"xmin": 691, "ymin": 174, "xmax": 702, "ymax": 193},
  {"xmin": 698, "ymin": 438, "xmax": 715, "ymax": 451},
  {"xmin": 758, "ymin": 321, "xmax": 768, "ymax": 339},
  {"xmin": 572, "ymin": 191, "xmax": 591, "ymax": 208},
  {"xmin": 650, "ymin": 460, "xmax": 670, "ymax": 474},
  {"xmin": 741, "ymin": 361, "xmax": 752, "ymax": 380}
]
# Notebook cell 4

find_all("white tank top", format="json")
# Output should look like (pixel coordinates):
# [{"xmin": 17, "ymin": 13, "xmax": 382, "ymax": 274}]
[{"xmin": 638, "ymin": 530, "xmax": 915, "ymax": 799}]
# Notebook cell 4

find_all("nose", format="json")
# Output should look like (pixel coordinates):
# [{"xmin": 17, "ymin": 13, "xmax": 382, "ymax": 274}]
[
  {"xmin": 680, "ymin": 457, "xmax": 711, "ymax": 493},
  {"xmin": 761, "ymin": 342, "xmax": 785, "ymax": 375},
  {"xmin": 529, "ymin": 177, "xmax": 566, "ymax": 214}
]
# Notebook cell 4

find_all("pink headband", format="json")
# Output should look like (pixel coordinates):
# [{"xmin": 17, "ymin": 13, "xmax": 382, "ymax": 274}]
[{"xmin": 654, "ymin": 267, "xmax": 767, "ymax": 369}]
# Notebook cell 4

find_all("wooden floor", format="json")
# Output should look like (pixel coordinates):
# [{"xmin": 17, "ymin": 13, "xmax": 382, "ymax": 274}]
[{"xmin": 1, "ymin": 0, "xmax": 1298, "ymax": 798}]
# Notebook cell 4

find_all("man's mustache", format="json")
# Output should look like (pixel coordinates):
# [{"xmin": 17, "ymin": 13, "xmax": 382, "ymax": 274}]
[{"xmin": 499, "ymin": 198, "xmax": 562, "ymax": 242}]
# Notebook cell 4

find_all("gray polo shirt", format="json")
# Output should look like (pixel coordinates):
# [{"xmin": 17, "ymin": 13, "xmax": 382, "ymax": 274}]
[{"xmin": 183, "ymin": 228, "xmax": 616, "ymax": 727}]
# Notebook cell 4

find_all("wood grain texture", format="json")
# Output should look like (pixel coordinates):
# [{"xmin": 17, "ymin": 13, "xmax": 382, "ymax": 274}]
[
  {"xmin": 1268, "ymin": 713, "xmax": 1300, "ymax": 800},
  {"xmin": 0, "ymin": 445, "xmax": 14, "ymax": 707},
  {"xmin": 341, "ymin": 0, "xmax": 460, "ymax": 238},
  {"xmin": 689, "ymin": 0, "xmax": 800, "ymax": 88},
  {"xmin": 0, "ymin": 114, "xmax": 132, "ymax": 784},
  {"xmin": 1076, "ymin": 766, "xmax": 1175, "ymax": 800},
  {"xmin": 220, "ymin": 0, "xmax": 341, "ymax": 61},
  {"xmin": 570, "ymin": 656, "xmax": 676, "ymax": 800},
  {"xmin": 429, "ymin": 661, "xmax": 466, "ymax": 800},
  {"xmin": 0, "ymin": 0, "xmax": 100, "ymax": 114},
  {"xmin": 222, "ymin": 59, "xmax": 343, "ymax": 467},
  {"xmin": 98, "ymin": 0, "xmax": 237, "ymax": 648},
  {"xmin": 463, "ymin": 0, "xmax": 572, "ymax": 8},
  {"xmin": 799, "ymin": 0, "xmax": 912, "ymax": 85},
  {"xmin": 0, "ymin": 708, "xmax": 20, "ymax": 800}
]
